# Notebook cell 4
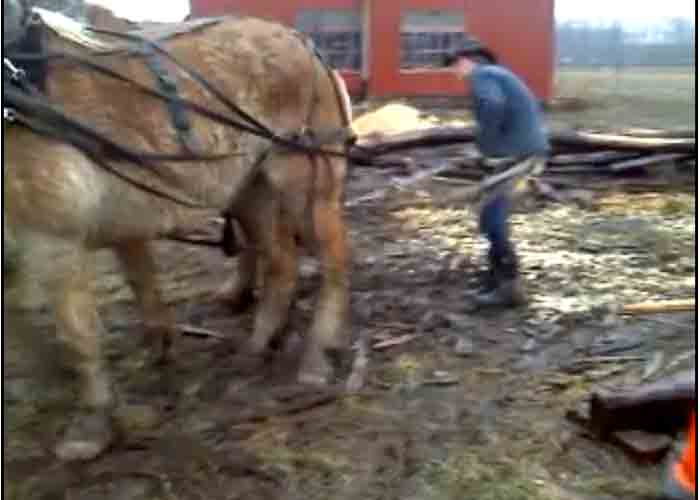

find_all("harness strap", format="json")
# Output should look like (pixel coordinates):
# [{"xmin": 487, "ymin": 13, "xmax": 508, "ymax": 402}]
[
  {"xmin": 87, "ymin": 26, "xmax": 275, "ymax": 142},
  {"xmin": 9, "ymin": 45, "xmax": 355, "ymax": 160},
  {"xmin": 3, "ymin": 83, "xmax": 244, "ymax": 163},
  {"xmin": 8, "ymin": 106, "xmax": 208, "ymax": 208},
  {"xmin": 140, "ymin": 43, "xmax": 201, "ymax": 155}
]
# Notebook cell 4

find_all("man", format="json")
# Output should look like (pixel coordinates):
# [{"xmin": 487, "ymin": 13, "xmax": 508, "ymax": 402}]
[
  {"xmin": 662, "ymin": 410, "xmax": 696, "ymax": 500},
  {"xmin": 443, "ymin": 38, "xmax": 550, "ymax": 308}
]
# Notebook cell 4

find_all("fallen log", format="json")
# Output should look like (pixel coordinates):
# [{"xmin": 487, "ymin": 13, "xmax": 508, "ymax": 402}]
[
  {"xmin": 550, "ymin": 130, "xmax": 696, "ymax": 154},
  {"xmin": 591, "ymin": 127, "xmax": 696, "ymax": 139},
  {"xmin": 352, "ymin": 127, "xmax": 696, "ymax": 161},
  {"xmin": 548, "ymin": 151, "xmax": 642, "ymax": 166},
  {"xmin": 622, "ymin": 299, "xmax": 696, "ymax": 315},
  {"xmin": 537, "ymin": 174, "xmax": 692, "ymax": 192},
  {"xmin": 609, "ymin": 153, "xmax": 690, "ymax": 172},
  {"xmin": 589, "ymin": 369, "xmax": 696, "ymax": 438}
]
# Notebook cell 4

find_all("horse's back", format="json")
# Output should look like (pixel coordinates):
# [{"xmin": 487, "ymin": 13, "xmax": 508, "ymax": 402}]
[
  {"xmin": 35, "ymin": 15, "xmax": 321, "ymax": 210},
  {"xmin": 41, "ymin": 15, "xmax": 314, "ymax": 150}
]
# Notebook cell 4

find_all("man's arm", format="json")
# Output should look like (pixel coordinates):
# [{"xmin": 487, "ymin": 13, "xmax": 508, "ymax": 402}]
[{"xmin": 473, "ymin": 77, "xmax": 507, "ymax": 153}]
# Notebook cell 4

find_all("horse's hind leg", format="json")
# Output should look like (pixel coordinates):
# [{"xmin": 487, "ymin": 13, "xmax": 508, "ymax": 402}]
[
  {"xmin": 115, "ymin": 240, "xmax": 176, "ymax": 363},
  {"xmin": 298, "ymin": 191, "xmax": 350, "ymax": 386},
  {"xmin": 235, "ymin": 186, "xmax": 298, "ymax": 360},
  {"xmin": 216, "ymin": 244, "xmax": 259, "ymax": 313},
  {"xmin": 50, "ymin": 243, "xmax": 115, "ymax": 461}
]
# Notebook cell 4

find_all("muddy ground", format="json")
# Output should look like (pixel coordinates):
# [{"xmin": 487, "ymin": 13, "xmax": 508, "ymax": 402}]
[{"xmin": 4, "ymin": 151, "xmax": 696, "ymax": 500}]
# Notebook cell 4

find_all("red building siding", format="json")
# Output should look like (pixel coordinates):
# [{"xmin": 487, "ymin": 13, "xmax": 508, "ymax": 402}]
[{"xmin": 189, "ymin": 0, "xmax": 554, "ymax": 101}]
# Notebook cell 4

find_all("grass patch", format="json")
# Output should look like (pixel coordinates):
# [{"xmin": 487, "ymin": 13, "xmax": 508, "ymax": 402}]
[
  {"xmin": 572, "ymin": 475, "xmax": 660, "ymax": 499},
  {"xmin": 242, "ymin": 424, "xmax": 352, "ymax": 480},
  {"xmin": 550, "ymin": 66, "xmax": 695, "ymax": 129},
  {"xmin": 376, "ymin": 353, "xmax": 427, "ymax": 388},
  {"xmin": 419, "ymin": 450, "xmax": 549, "ymax": 500}
]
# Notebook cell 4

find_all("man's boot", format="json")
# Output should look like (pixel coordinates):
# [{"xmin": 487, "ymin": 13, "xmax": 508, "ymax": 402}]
[
  {"xmin": 474, "ymin": 249, "xmax": 500, "ymax": 295},
  {"xmin": 473, "ymin": 247, "xmax": 527, "ymax": 309}
]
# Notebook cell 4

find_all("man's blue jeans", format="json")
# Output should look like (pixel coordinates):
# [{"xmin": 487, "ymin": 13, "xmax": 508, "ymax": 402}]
[{"xmin": 478, "ymin": 187, "xmax": 512, "ymax": 264}]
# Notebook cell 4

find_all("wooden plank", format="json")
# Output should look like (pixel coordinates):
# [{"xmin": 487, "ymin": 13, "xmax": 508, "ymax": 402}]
[{"xmin": 622, "ymin": 299, "xmax": 696, "ymax": 315}]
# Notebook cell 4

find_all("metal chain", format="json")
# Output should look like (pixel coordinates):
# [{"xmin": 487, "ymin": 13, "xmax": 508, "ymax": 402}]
[{"xmin": 3, "ymin": 58, "xmax": 25, "ymax": 122}]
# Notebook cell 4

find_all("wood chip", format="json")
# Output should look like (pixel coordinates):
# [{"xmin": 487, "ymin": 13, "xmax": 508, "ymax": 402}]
[
  {"xmin": 422, "ymin": 377, "xmax": 460, "ymax": 387},
  {"xmin": 372, "ymin": 334, "xmax": 419, "ymax": 351},
  {"xmin": 177, "ymin": 324, "xmax": 227, "ymax": 340}
]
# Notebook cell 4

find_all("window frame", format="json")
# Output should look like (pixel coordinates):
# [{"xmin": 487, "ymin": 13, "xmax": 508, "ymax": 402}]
[
  {"xmin": 295, "ymin": 8, "xmax": 363, "ymax": 73},
  {"xmin": 399, "ymin": 9, "xmax": 467, "ymax": 72}
]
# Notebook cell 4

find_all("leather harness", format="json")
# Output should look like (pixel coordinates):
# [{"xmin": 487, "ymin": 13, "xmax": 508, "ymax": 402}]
[{"xmin": 3, "ymin": 8, "xmax": 356, "ymax": 255}]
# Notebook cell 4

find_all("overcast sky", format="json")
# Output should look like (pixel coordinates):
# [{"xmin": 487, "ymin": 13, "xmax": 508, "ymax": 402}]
[
  {"xmin": 557, "ymin": 0, "xmax": 694, "ymax": 24},
  {"xmin": 90, "ymin": 0, "xmax": 696, "ymax": 25}
]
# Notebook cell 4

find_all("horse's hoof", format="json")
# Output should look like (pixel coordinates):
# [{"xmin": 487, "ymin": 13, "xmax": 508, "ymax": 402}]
[
  {"xmin": 54, "ymin": 410, "xmax": 114, "ymax": 462},
  {"xmin": 297, "ymin": 350, "xmax": 333, "ymax": 387}
]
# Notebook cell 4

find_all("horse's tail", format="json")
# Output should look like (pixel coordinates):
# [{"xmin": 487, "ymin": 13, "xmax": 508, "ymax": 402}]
[{"xmin": 329, "ymin": 68, "xmax": 354, "ymax": 130}]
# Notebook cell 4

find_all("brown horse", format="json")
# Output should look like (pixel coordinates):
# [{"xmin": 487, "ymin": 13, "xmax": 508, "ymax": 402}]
[{"xmin": 3, "ymin": 1, "xmax": 351, "ymax": 461}]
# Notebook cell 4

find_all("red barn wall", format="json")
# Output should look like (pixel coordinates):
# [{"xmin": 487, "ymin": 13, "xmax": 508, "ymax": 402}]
[{"xmin": 190, "ymin": 0, "xmax": 554, "ymax": 101}]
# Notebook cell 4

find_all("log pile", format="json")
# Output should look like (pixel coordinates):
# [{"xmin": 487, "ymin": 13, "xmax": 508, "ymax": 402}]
[
  {"xmin": 348, "ymin": 126, "xmax": 696, "ymax": 195},
  {"xmin": 565, "ymin": 369, "xmax": 696, "ymax": 463},
  {"xmin": 588, "ymin": 369, "xmax": 696, "ymax": 439}
]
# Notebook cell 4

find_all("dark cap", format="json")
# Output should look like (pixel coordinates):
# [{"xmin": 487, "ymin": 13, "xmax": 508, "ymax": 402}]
[{"xmin": 442, "ymin": 37, "xmax": 498, "ymax": 67}]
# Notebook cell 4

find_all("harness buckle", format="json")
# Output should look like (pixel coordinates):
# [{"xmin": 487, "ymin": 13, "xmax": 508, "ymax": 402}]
[
  {"xmin": 3, "ymin": 57, "xmax": 26, "ymax": 82},
  {"xmin": 3, "ymin": 107, "xmax": 17, "ymax": 123}
]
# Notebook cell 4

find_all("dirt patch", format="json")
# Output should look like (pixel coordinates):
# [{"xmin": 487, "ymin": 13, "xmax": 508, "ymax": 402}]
[{"xmin": 4, "ymin": 162, "xmax": 696, "ymax": 500}]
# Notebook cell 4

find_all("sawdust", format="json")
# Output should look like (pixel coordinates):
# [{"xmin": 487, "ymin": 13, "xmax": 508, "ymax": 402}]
[{"xmin": 352, "ymin": 103, "xmax": 439, "ymax": 139}]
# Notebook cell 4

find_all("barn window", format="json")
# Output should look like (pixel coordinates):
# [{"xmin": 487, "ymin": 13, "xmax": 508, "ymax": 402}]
[
  {"xmin": 401, "ymin": 10, "xmax": 466, "ymax": 70},
  {"xmin": 296, "ymin": 9, "xmax": 362, "ymax": 72}
]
